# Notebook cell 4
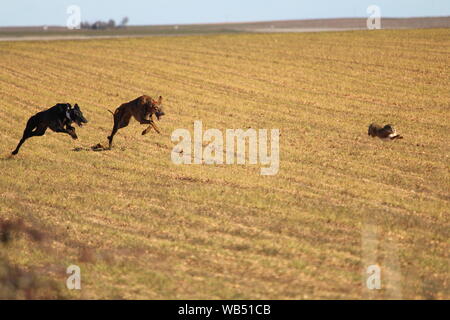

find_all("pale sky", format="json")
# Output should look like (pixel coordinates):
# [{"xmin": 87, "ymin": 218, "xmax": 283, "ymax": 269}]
[{"xmin": 1, "ymin": 0, "xmax": 449, "ymax": 27}]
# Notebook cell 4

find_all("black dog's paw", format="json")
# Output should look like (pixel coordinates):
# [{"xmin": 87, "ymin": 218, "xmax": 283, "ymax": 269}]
[{"xmin": 68, "ymin": 129, "xmax": 78, "ymax": 140}]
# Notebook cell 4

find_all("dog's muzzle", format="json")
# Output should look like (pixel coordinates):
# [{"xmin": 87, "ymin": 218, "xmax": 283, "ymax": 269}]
[
  {"xmin": 76, "ymin": 118, "xmax": 88, "ymax": 127},
  {"xmin": 155, "ymin": 111, "xmax": 165, "ymax": 120}
]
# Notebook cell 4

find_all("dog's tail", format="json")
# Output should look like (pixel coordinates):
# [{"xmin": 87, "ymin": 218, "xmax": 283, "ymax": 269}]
[{"xmin": 107, "ymin": 109, "xmax": 115, "ymax": 116}]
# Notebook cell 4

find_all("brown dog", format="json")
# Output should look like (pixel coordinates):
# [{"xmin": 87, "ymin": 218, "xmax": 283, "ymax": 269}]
[{"xmin": 107, "ymin": 95, "xmax": 165, "ymax": 148}]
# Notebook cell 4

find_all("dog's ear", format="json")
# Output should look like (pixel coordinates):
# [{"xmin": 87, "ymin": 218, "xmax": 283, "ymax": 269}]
[
  {"xmin": 74, "ymin": 103, "xmax": 80, "ymax": 110},
  {"xmin": 158, "ymin": 96, "xmax": 163, "ymax": 104},
  {"xmin": 67, "ymin": 103, "xmax": 72, "ymax": 109}
]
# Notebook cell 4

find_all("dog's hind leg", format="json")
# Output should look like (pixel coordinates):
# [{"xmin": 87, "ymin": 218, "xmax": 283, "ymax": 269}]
[
  {"xmin": 12, "ymin": 117, "xmax": 36, "ymax": 155},
  {"xmin": 107, "ymin": 122, "xmax": 119, "ymax": 149},
  {"xmin": 108, "ymin": 112, "xmax": 131, "ymax": 148},
  {"xmin": 107, "ymin": 111, "xmax": 120, "ymax": 148},
  {"xmin": 12, "ymin": 136, "xmax": 28, "ymax": 155},
  {"xmin": 12, "ymin": 121, "xmax": 47, "ymax": 155}
]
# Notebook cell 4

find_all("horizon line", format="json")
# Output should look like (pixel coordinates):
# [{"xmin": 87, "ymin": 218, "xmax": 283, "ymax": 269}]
[{"xmin": 1, "ymin": 15, "xmax": 449, "ymax": 28}]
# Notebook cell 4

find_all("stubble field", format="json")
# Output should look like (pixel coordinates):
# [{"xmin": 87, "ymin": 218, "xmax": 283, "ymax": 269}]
[{"xmin": 0, "ymin": 28, "xmax": 448, "ymax": 299}]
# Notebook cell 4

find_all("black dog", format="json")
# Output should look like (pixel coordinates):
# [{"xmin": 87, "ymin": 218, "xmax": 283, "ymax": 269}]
[{"xmin": 12, "ymin": 103, "xmax": 88, "ymax": 155}]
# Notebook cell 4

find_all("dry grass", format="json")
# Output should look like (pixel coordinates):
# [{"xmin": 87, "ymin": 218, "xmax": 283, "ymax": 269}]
[{"xmin": 0, "ymin": 29, "xmax": 449, "ymax": 299}]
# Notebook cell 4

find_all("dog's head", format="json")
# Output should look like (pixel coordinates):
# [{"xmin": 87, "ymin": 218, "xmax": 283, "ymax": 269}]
[
  {"xmin": 383, "ymin": 124, "xmax": 394, "ymax": 134},
  {"xmin": 152, "ymin": 96, "xmax": 165, "ymax": 120},
  {"xmin": 145, "ymin": 96, "xmax": 165, "ymax": 121},
  {"xmin": 69, "ymin": 104, "xmax": 88, "ymax": 127}
]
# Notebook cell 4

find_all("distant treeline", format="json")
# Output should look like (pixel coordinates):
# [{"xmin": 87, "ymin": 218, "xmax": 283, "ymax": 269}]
[{"xmin": 80, "ymin": 17, "xmax": 129, "ymax": 30}]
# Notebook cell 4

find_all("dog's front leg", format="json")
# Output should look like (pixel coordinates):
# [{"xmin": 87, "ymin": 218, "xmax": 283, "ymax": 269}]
[
  {"xmin": 50, "ymin": 122, "xmax": 78, "ymax": 140},
  {"xmin": 55, "ymin": 128, "xmax": 78, "ymax": 139},
  {"xmin": 65, "ymin": 125, "xmax": 78, "ymax": 140},
  {"xmin": 142, "ymin": 121, "xmax": 161, "ymax": 135},
  {"xmin": 150, "ymin": 121, "xmax": 161, "ymax": 134},
  {"xmin": 142, "ymin": 115, "xmax": 161, "ymax": 135}
]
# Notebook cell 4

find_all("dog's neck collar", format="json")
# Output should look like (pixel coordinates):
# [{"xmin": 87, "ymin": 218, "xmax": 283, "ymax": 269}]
[{"xmin": 66, "ymin": 110, "xmax": 72, "ymax": 121}]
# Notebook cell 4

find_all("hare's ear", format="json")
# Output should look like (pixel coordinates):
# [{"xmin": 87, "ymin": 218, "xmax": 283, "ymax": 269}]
[{"xmin": 158, "ymin": 96, "xmax": 163, "ymax": 104}]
